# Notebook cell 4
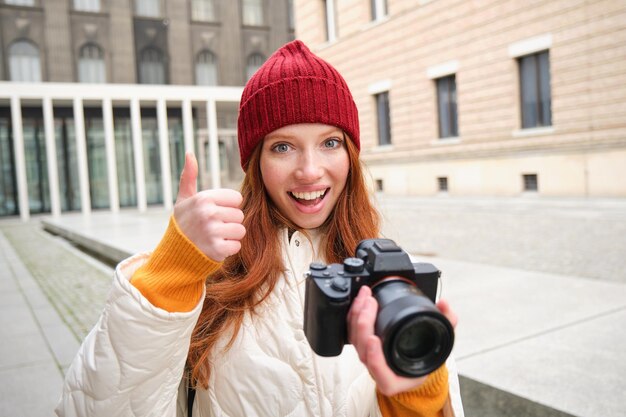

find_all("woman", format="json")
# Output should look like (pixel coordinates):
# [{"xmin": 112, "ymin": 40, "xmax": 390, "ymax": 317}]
[{"xmin": 57, "ymin": 40, "xmax": 464, "ymax": 417}]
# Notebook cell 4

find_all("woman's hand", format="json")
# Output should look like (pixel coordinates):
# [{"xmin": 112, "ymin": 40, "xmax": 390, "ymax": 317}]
[
  {"xmin": 173, "ymin": 153, "xmax": 246, "ymax": 262},
  {"xmin": 347, "ymin": 286, "xmax": 458, "ymax": 396}
]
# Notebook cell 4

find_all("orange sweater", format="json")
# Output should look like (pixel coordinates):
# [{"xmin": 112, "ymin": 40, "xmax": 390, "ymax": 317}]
[{"xmin": 131, "ymin": 217, "xmax": 449, "ymax": 417}]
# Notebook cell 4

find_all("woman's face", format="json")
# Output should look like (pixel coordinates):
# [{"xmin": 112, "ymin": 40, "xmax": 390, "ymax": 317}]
[{"xmin": 260, "ymin": 123, "xmax": 350, "ymax": 229}]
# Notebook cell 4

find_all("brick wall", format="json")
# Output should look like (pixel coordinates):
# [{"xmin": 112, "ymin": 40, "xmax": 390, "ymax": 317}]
[{"xmin": 294, "ymin": 0, "xmax": 626, "ymax": 197}]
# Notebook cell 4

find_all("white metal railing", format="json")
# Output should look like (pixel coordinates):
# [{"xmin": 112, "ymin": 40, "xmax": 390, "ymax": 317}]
[{"xmin": 0, "ymin": 81, "xmax": 243, "ymax": 221}]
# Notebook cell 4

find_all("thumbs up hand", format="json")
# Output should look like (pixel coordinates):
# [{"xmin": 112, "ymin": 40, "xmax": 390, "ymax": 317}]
[{"xmin": 173, "ymin": 152, "xmax": 246, "ymax": 262}]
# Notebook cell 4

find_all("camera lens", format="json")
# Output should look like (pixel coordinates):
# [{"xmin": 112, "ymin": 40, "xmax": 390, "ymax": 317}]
[
  {"xmin": 396, "ymin": 319, "xmax": 436, "ymax": 360},
  {"xmin": 373, "ymin": 280, "xmax": 454, "ymax": 378}
]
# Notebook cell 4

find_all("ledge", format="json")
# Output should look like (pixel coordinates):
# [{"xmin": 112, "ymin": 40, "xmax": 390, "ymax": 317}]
[{"xmin": 512, "ymin": 127, "xmax": 555, "ymax": 137}]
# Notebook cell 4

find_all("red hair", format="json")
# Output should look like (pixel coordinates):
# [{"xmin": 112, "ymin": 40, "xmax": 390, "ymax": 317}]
[{"xmin": 187, "ymin": 137, "xmax": 380, "ymax": 388}]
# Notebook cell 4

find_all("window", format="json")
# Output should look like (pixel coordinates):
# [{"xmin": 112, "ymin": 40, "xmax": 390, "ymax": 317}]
[
  {"xmin": 78, "ymin": 43, "xmax": 106, "ymax": 83},
  {"xmin": 437, "ymin": 177, "xmax": 448, "ymax": 192},
  {"xmin": 246, "ymin": 53, "xmax": 265, "ymax": 80},
  {"xmin": 196, "ymin": 50, "xmax": 218, "ymax": 86},
  {"xmin": 436, "ymin": 75, "xmax": 458, "ymax": 138},
  {"xmin": 242, "ymin": 0, "xmax": 263, "ymax": 26},
  {"xmin": 323, "ymin": 0, "xmax": 337, "ymax": 42},
  {"xmin": 191, "ymin": 0, "xmax": 216, "ymax": 21},
  {"xmin": 370, "ymin": 0, "xmax": 388, "ymax": 21},
  {"xmin": 73, "ymin": 0, "xmax": 100, "ymax": 12},
  {"xmin": 0, "ymin": 116, "xmax": 18, "ymax": 216},
  {"xmin": 4, "ymin": 0, "xmax": 35, "ymax": 5},
  {"xmin": 8, "ymin": 40, "xmax": 41, "ymax": 82},
  {"xmin": 519, "ymin": 51, "xmax": 551, "ymax": 128},
  {"xmin": 139, "ymin": 47, "xmax": 166, "ymax": 84},
  {"xmin": 375, "ymin": 91, "xmax": 391, "ymax": 146},
  {"xmin": 523, "ymin": 174, "xmax": 538, "ymax": 192},
  {"xmin": 135, "ymin": 0, "xmax": 160, "ymax": 17}
]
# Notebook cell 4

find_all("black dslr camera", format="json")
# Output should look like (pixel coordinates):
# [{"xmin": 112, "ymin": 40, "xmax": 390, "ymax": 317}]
[{"xmin": 303, "ymin": 238, "xmax": 454, "ymax": 377}]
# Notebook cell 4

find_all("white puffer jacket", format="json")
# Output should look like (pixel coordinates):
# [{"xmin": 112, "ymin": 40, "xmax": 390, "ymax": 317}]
[{"xmin": 56, "ymin": 229, "xmax": 464, "ymax": 417}]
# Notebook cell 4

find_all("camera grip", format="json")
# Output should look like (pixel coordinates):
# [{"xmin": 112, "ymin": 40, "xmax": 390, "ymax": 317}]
[{"xmin": 303, "ymin": 275, "xmax": 351, "ymax": 356}]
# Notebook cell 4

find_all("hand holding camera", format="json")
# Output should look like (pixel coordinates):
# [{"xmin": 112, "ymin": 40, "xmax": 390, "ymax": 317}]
[{"xmin": 304, "ymin": 239, "xmax": 456, "ymax": 395}]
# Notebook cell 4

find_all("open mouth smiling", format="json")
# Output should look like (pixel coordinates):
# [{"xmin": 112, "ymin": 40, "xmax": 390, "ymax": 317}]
[{"xmin": 288, "ymin": 188, "xmax": 329, "ymax": 206}]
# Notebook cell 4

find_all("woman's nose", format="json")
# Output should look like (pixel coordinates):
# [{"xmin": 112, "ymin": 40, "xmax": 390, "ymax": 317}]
[{"xmin": 295, "ymin": 151, "xmax": 324, "ymax": 181}]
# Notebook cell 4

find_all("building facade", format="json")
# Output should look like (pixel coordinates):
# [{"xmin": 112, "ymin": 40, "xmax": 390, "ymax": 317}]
[
  {"xmin": 0, "ymin": 0, "xmax": 295, "ymax": 218},
  {"xmin": 1, "ymin": 0, "xmax": 294, "ymax": 85},
  {"xmin": 294, "ymin": 0, "xmax": 626, "ymax": 197}
]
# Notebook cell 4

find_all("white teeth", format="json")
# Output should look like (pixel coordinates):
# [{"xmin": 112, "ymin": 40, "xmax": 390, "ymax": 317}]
[{"xmin": 291, "ymin": 189, "xmax": 327, "ymax": 200}]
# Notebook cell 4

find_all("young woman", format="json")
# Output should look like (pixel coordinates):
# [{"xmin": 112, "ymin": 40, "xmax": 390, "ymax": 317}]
[{"xmin": 56, "ymin": 40, "xmax": 464, "ymax": 417}]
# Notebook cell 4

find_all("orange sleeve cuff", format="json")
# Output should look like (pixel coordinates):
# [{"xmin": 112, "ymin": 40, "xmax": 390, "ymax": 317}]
[
  {"xmin": 377, "ymin": 365, "xmax": 449, "ymax": 417},
  {"xmin": 130, "ymin": 216, "xmax": 222, "ymax": 312}
]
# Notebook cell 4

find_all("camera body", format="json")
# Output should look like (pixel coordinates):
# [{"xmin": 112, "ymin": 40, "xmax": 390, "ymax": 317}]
[{"xmin": 303, "ymin": 238, "xmax": 454, "ymax": 377}]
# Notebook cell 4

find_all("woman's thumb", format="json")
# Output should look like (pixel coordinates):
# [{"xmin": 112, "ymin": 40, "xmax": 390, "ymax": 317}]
[{"xmin": 176, "ymin": 152, "xmax": 198, "ymax": 203}]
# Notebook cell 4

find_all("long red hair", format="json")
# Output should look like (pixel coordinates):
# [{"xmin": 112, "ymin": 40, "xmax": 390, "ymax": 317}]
[{"xmin": 187, "ymin": 137, "xmax": 380, "ymax": 388}]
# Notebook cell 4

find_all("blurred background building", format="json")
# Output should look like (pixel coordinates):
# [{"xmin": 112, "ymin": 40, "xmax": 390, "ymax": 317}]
[
  {"xmin": 0, "ymin": 0, "xmax": 294, "ymax": 218},
  {"xmin": 295, "ymin": 0, "xmax": 626, "ymax": 198},
  {"xmin": 1, "ymin": 0, "xmax": 625, "ymax": 221}
]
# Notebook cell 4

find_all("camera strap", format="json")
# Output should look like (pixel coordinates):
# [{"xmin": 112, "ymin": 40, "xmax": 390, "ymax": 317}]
[
  {"xmin": 187, "ymin": 384, "xmax": 196, "ymax": 417},
  {"xmin": 186, "ymin": 370, "xmax": 196, "ymax": 417}
]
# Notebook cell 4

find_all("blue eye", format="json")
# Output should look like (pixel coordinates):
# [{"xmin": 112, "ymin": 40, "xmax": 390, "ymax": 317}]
[
  {"xmin": 272, "ymin": 143, "xmax": 290, "ymax": 153},
  {"xmin": 324, "ymin": 138, "xmax": 341, "ymax": 148}
]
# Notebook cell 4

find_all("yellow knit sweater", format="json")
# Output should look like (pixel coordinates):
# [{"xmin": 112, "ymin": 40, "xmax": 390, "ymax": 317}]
[{"xmin": 131, "ymin": 216, "xmax": 449, "ymax": 417}]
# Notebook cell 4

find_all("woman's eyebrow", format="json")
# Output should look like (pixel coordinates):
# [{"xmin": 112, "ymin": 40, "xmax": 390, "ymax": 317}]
[
  {"xmin": 321, "ymin": 129, "xmax": 343, "ymax": 137},
  {"xmin": 266, "ymin": 128, "xmax": 342, "ymax": 141},
  {"xmin": 265, "ymin": 134, "xmax": 295, "ymax": 141}
]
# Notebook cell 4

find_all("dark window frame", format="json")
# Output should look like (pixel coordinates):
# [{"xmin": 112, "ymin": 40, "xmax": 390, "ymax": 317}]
[
  {"xmin": 245, "ymin": 52, "xmax": 266, "ymax": 81},
  {"xmin": 195, "ymin": 49, "xmax": 218, "ymax": 86},
  {"xmin": 437, "ymin": 177, "xmax": 448, "ymax": 192},
  {"xmin": 370, "ymin": 0, "xmax": 388, "ymax": 21},
  {"xmin": 134, "ymin": 0, "xmax": 162, "ymax": 17},
  {"xmin": 374, "ymin": 91, "xmax": 391, "ymax": 146},
  {"xmin": 323, "ymin": 0, "xmax": 337, "ymax": 42},
  {"xmin": 4, "ymin": 0, "xmax": 37, "ymax": 6},
  {"xmin": 522, "ymin": 173, "xmax": 539, "ymax": 192},
  {"xmin": 190, "ymin": 0, "xmax": 217, "ymax": 22},
  {"xmin": 241, "ymin": 0, "xmax": 265, "ymax": 27},
  {"xmin": 518, "ymin": 50, "xmax": 552, "ymax": 129},
  {"xmin": 138, "ymin": 46, "xmax": 167, "ymax": 84},
  {"xmin": 436, "ymin": 75, "xmax": 458, "ymax": 139},
  {"xmin": 73, "ymin": 0, "xmax": 101, "ymax": 13}
]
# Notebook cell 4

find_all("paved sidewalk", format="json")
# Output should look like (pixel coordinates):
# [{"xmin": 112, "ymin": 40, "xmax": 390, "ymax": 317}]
[
  {"xmin": 0, "ymin": 226, "xmax": 79, "ymax": 417},
  {"xmin": 2, "ymin": 196, "xmax": 625, "ymax": 416}
]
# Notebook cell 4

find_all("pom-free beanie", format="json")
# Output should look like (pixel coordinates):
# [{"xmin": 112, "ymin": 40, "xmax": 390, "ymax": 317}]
[{"xmin": 237, "ymin": 40, "xmax": 360, "ymax": 169}]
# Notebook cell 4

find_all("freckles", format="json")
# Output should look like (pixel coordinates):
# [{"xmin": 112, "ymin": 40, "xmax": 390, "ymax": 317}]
[
  {"xmin": 266, "ymin": 164, "xmax": 285, "ymax": 179},
  {"xmin": 262, "ymin": 164, "xmax": 288, "ymax": 192}
]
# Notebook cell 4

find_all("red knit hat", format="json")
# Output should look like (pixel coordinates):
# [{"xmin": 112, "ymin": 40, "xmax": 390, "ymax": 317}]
[{"xmin": 237, "ymin": 40, "xmax": 360, "ymax": 169}]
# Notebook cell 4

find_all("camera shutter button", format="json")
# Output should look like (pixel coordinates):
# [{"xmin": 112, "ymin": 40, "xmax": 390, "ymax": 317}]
[{"xmin": 330, "ymin": 277, "xmax": 349, "ymax": 292}]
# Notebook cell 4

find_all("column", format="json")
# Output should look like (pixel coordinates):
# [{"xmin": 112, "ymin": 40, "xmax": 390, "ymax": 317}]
[
  {"xmin": 10, "ymin": 96, "xmax": 29, "ymax": 221},
  {"xmin": 130, "ymin": 98, "xmax": 147, "ymax": 212},
  {"xmin": 102, "ymin": 98, "xmax": 120, "ymax": 213},
  {"xmin": 43, "ymin": 97, "xmax": 61, "ymax": 217},
  {"xmin": 157, "ymin": 99, "xmax": 173, "ymax": 210},
  {"xmin": 73, "ymin": 97, "xmax": 91, "ymax": 215},
  {"xmin": 206, "ymin": 99, "xmax": 221, "ymax": 189},
  {"xmin": 182, "ymin": 99, "xmax": 194, "ymax": 154}
]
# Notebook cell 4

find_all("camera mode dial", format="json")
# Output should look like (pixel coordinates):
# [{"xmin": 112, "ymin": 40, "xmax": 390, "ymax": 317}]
[{"xmin": 343, "ymin": 257, "xmax": 364, "ymax": 273}]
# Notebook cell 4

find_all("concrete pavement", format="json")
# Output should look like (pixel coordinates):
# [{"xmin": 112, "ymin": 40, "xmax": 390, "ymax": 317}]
[
  {"xmin": 1, "ymin": 196, "xmax": 625, "ymax": 416},
  {"xmin": 0, "ymin": 222, "xmax": 80, "ymax": 417}
]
